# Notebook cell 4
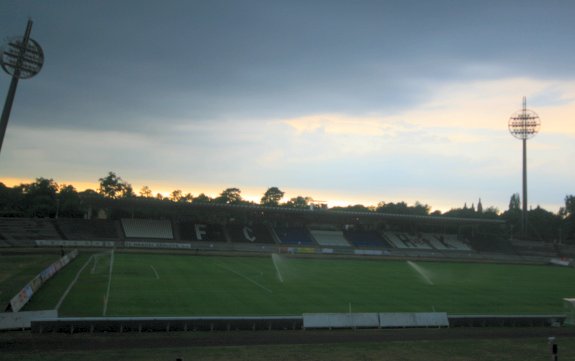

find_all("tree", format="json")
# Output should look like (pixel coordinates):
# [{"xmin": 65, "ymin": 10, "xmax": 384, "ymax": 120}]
[
  {"xmin": 98, "ymin": 171, "xmax": 134, "ymax": 199},
  {"xmin": 139, "ymin": 186, "xmax": 153, "ymax": 198},
  {"xmin": 563, "ymin": 195, "xmax": 575, "ymax": 217},
  {"xmin": 284, "ymin": 196, "xmax": 312, "ymax": 208},
  {"xmin": 482, "ymin": 206, "xmax": 499, "ymax": 219},
  {"xmin": 0, "ymin": 182, "xmax": 24, "ymax": 215},
  {"xmin": 261, "ymin": 187, "xmax": 284, "ymax": 206},
  {"xmin": 330, "ymin": 204, "xmax": 373, "ymax": 212},
  {"xmin": 193, "ymin": 193, "xmax": 212, "ymax": 203},
  {"xmin": 376, "ymin": 201, "xmax": 429, "ymax": 216},
  {"xmin": 528, "ymin": 206, "xmax": 562, "ymax": 242},
  {"xmin": 21, "ymin": 178, "xmax": 59, "ymax": 217},
  {"xmin": 170, "ymin": 189, "xmax": 183, "ymax": 202},
  {"xmin": 57, "ymin": 184, "xmax": 82, "ymax": 218},
  {"xmin": 509, "ymin": 193, "xmax": 521, "ymax": 211},
  {"xmin": 503, "ymin": 193, "xmax": 522, "ymax": 237},
  {"xmin": 215, "ymin": 188, "xmax": 242, "ymax": 204},
  {"xmin": 561, "ymin": 195, "xmax": 575, "ymax": 242}
]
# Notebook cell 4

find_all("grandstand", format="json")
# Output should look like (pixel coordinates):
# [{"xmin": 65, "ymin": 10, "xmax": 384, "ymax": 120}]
[
  {"xmin": 57, "ymin": 219, "xmax": 119, "ymax": 241},
  {"xmin": 0, "ymin": 196, "xmax": 570, "ymax": 264},
  {"xmin": 0, "ymin": 218, "xmax": 61, "ymax": 247}
]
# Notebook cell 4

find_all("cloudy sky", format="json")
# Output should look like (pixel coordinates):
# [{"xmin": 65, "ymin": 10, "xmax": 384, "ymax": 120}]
[{"xmin": 1, "ymin": 0, "xmax": 574, "ymax": 212}]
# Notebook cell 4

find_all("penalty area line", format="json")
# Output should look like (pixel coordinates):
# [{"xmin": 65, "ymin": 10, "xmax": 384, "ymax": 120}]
[{"xmin": 218, "ymin": 264, "xmax": 273, "ymax": 294}]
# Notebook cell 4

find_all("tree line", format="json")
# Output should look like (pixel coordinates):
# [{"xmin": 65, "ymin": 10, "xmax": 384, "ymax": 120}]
[{"xmin": 0, "ymin": 171, "xmax": 574, "ymax": 243}]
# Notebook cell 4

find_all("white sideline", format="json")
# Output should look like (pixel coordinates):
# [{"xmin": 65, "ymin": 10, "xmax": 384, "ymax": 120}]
[
  {"xmin": 102, "ymin": 250, "xmax": 115, "ymax": 316},
  {"xmin": 150, "ymin": 265, "xmax": 160, "ymax": 279},
  {"xmin": 56, "ymin": 254, "xmax": 94, "ymax": 310},
  {"xmin": 218, "ymin": 265, "xmax": 273, "ymax": 294}
]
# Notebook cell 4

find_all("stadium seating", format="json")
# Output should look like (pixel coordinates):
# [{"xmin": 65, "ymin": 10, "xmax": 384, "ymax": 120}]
[
  {"xmin": 469, "ymin": 235, "xmax": 516, "ymax": 254},
  {"xmin": 121, "ymin": 219, "xmax": 174, "ymax": 239},
  {"xmin": 383, "ymin": 232, "xmax": 432, "ymax": 249},
  {"xmin": 2, "ymin": 214, "xmax": 553, "ymax": 263},
  {"xmin": 510, "ymin": 239, "xmax": 559, "ymax": 258},
  {"xmin": 273, "ymin": 227, "xmax": 315, "ymax": 245},
  {"xmin": 57, "ymin": 219, "xmax": 119, "ymax": 240},
  {"xmin": 441, "ymin": 234, "xmax": 472, "ymax": 251},
  {"xmin": 178, "ymin": 222, "xmax": 227, "ymax": 242},
  {"xmin": 0, "ymin": 218, "xmax": 62, "ymax": 244},
  {"xmin": 226, "ymin": 224, "xmax": 275, "ymax": 243},
  {"xmin": 423, "ymin": 233, "xmax": 472, "ymax": 251},
  {"xmin": 343, "ymin": 230, "xmax": 391, "ymax": 248},
  {"xmin": 309, "ymin": 229, "xmax": 351, "ymax": 247}
]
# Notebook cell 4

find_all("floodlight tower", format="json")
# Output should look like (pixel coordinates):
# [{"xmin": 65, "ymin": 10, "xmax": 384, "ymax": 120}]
[
  {"xmin": 508, "ymin": 97, "xmax": 540, "ymax": 238},
  {"xmin": 0, "ymin": 19, "xmax": 44, "ymax": 155}
]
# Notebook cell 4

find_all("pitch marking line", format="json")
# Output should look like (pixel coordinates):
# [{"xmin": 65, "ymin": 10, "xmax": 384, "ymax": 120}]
[
  {"xmin": 56, "ymin": 254, "xmax": 94, "ymax": 310},
  {"xmin": 91, "ymin": 253, "xmax": 101, "ymax": 274},
  {"xmin": 102, "ymin": 250, "xmax": 115, "ymax": 316},
  {"xmin": 218, "ymin": 265, "xmax": 273, "ymax": 294},
  {"xmin": 150, "ymin": 265, "xmax": 160, "ymax": 279}
]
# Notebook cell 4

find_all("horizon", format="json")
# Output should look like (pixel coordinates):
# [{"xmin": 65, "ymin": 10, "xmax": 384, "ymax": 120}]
[{"xmin": 0, "ymin": 175, "xmax": 563, "ymax": 214}]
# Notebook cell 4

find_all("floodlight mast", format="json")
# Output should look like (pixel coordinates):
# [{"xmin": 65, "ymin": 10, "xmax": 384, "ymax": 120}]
[
  {"xmin": 508, "ymin": 97, "xmax": 540, "ymax": 238},
  {"xmin": 0, "ymin": 19, "xmax": 44, "ymax": 155}
]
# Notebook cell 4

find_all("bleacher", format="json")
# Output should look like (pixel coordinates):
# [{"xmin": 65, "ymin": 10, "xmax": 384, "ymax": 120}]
[
  {"xmin": 273, "ymin": 227, "xmax": 315, "ymax": 245},
  {"xmin": 227, "ymin": 224, "xmax": 275, "ymax": 243},
  {"xmin": 57, "ymin": 219, "xmax": 119, "ymax": 240},
  {"xmin": 0, "ymin": 214, "xmax": 543, "ymax": 263},
  {"xmin": 383, "ymin": 232, "xmax": 432, "ymax": 249},
  {"xmin": 382, "ymin": 232, "xmax": 472, "ymax": 251},
  {"xmin": 343, "ymin": 230, "xmax": 391, "ymax": 248},
  {"xmin": 0, "ymin": 218, "xmax": 62, "ymax": 245},
  {"xmin": 425, "ymin": 233, "xmax": 472, "ymax": 251},
  {"xmin": 178, "ymin": 222, "xmax": 227, "ymax": 242},
  {"xmin": 309, "ymin": 229, "xmax": 351, "ymax": 247},
  {"xmin": 121, "ymin": 219, "xmax": 174, "ymax": 239},
  {"xmin": 470, "ymin": 235, "xmax": 517, "ymax": 255},
  {"xmin": 510, "ymin": 239, "xmax": 559, "ymax": 258}
]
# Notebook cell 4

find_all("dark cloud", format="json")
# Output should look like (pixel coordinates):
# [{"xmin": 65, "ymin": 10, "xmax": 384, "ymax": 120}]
[{"xmin": 3, "ymin": 0, "xmax": 575, "ymax": 132}]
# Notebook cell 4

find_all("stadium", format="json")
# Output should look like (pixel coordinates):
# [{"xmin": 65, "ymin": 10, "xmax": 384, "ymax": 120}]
[
  {"xmin": 2, "ymin": 197, "xmax": 575, "ymax": 359},
  {"xmin": 2, "ymin": 2, "xmax": 575, "ymax": 360}
]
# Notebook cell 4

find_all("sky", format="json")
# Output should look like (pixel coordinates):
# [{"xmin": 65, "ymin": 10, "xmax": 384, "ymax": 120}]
[{"xmin": 0, "ymin": 0, "xmax": 574, "ymax": 212}]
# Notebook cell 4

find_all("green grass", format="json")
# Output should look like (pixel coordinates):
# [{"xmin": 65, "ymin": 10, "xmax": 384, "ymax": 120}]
[
  {"xmin": 19, "ymin": 251, "xmax": 575, "ymax": 317},
  {"xmin": 0, "ymin": 252, "xmax": 61, "ymax": 307},
  {"xmin": 24, "ymin": 252, "xmax": 99, "ymax": 312}
]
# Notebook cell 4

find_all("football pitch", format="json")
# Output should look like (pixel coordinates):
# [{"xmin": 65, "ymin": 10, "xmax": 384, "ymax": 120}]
[{"xmin": 18, "ymin": 251, "xmax": 575, "ymax": 317}]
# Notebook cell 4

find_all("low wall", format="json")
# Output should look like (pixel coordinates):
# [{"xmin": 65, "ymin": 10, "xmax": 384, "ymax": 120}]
[
  {"xmin": 0, "ymin": 310, "xmax": 58, "ymax": 330},
  {"xmin": 303, "ymin": 313, "xmax": 379, "ymax": 329},
  {"xmin": 36, "ymin": 240, "xmax": 115, "ymax": 247},
  {"xmin": 30, "ymin": 313, "xmax": 566, "ymax": 333},
  {"xmin": 32, "ymin": 316, "xmax": 302, "ymax": 333},
  {"xmin": 449, "ymin": 314, "xmax": 566, "ymax": 327}
]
